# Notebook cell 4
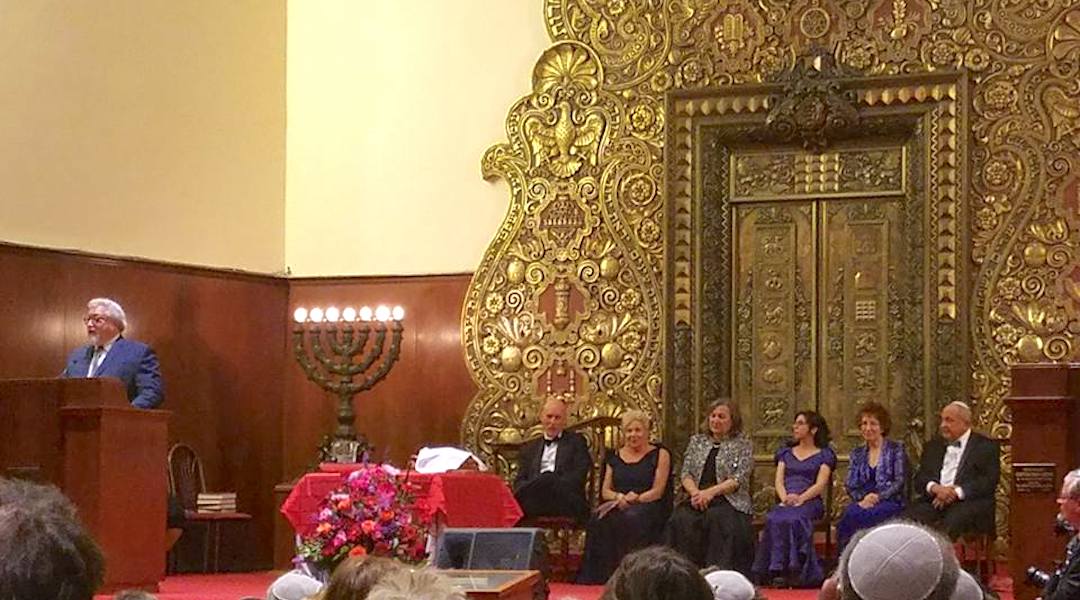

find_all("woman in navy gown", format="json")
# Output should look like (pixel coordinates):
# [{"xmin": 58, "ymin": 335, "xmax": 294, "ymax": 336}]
[
  {"xmin": 576, "ymin": 410, "xmax": 672, "ymax": 584},
  {"xmin": 752, "ymin": 410, "xmax": 835, "ymax": 588},
  {"xmin": 835, "ymin": 401, "xmax": 906, "ymax": 555}
]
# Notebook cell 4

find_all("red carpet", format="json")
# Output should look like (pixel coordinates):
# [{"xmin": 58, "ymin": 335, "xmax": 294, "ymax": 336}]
[{"xmin": 94, "ymin": 572, "xmax": 1014, "ymax": 600}]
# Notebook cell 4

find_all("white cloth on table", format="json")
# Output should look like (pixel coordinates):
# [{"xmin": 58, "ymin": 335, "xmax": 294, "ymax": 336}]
[{"xmin": 414, "ymin": 446, "xmax": 488, "ymax": 473}]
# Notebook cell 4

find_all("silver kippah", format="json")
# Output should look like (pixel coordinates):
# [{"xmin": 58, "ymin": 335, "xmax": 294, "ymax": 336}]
[
  {"xmin": 847, "ymin": 523, "xmax": 945, "ymax": 600},
  {"xmin": 949, "ymin": 570, "xmax": 983, "ymax": 600}
]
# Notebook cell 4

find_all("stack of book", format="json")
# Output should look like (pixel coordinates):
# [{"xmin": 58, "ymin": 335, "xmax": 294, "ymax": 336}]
[{"xmin": 196, "ymin": 492, "xmax": 237, "ymax": 513}]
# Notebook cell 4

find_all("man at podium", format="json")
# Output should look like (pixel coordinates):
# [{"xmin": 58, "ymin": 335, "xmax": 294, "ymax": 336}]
[{"xmin": 61, "ymin": 297, "xmax": 163, "ymax": 409}]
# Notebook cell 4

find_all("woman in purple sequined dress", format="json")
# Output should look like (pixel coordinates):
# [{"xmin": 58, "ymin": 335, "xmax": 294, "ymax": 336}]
[
  {"xmin": 752, "ymin": 410, "xmax": 835, "ymax": 588},
  {"xmin": 835, "ymin": 401, "xmax": 906, "ymax": 556}
]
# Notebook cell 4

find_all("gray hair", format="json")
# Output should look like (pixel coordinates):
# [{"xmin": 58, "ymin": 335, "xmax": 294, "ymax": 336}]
[
  {"xmin": 1064, "ymin": 468, "xmax": 1080, "ymax": 500},
  {"xmin": 366, "ymin": 568, "xmax": 466, "ymax": 600},
  {"xmin": 87, "ymin": 298, "xmax": 127, "ymax": 331},
  {"xmin": 0, "ymin": 478, "xmax": 105, "ymax": 600}
]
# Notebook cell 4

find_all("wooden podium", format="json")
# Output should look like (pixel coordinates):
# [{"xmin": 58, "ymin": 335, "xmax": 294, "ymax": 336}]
[
  {"xmin": 1006, "ymin": 364, "xmax": 1080, "ymax": 600},
  {"xmin": 0, "ymin": 377, "xmax": 169, "ymax": 592}
]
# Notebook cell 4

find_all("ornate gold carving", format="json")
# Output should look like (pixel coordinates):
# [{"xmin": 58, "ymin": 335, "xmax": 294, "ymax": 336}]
[
  {"xmin": 465, "ymin": 41, "xmax": 664, "ymax": 469},
  {"xmin": 765, "ymin": 52, "xmax": 862, "ymax": 152},
  {"xmin": 468, "ymin": 0, "xmax": 1080, "ymax": 545},
  {"xmin": 732, "ymin": 148, "xmax": 905, "ymax": 199}
]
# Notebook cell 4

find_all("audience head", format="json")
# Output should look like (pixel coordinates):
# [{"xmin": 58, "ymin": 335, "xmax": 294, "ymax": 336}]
[
  {"xmin": 701, "ymin": 568, "xmax": 757, "ymax": 600},
  {"xmin": 323, "ymin": 555, "xmax": 403, "ymax": 600},
  {"xmin": 1057, "ymin": 467, "xmax": 1080, "ymax": 531},
  {"xmin": 948, "ymin": 570, "xmax": 984, "ymax": 600},
  {"xmin": 540, "ymin": 397, "xmax": 569, "ymax": 438},
  {"xmin": 838, "ymin": 520, "xmax": 959, "ymax": 600},
  {"xmin": 365, "ymin": 568, "xmax": 465, "ymax": 600},
  {"xmin": 621, "ymin": 410, "xmax": 651, "ymax": 450},
  {"xmin": 703, "ymin": 398, "xmax": 742, "ymax": 439},
  {"xmin": 602, "ymin": 546, "xmax": 713, "ymax": 600},
  {"xmin": 857, "ymin": 402, "xmax": 891, "ymax": 441},
  {"xmin": 793, "ymin": 410, "xmax": 831, "ymax": 448},
  {"xmin": 939, "ymin": 402, "xmax": 972, "ymax": 442},
  {"xmin": 267, "ymin": 570, "xmax": 324, "ymax": 600},
  {"xmin": 0, "ymin": 478, "xmax": 105, "ymax": 600},
  {"xmin": 114, "ymin": 591, "xmax": 158, "ymax": 600}
]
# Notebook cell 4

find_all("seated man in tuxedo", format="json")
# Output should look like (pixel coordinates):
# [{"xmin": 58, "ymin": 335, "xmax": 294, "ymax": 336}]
[
  {"xmin": 513, "ymin": 398, "xmax": 592, "ymax": 523},
  {"xmin": 907, "ymin": 401, "xmax": 1000, "ymax": 538},
  {"xmin": 61, "ymin": 297, "xmax": 164, "ymax": 409}
]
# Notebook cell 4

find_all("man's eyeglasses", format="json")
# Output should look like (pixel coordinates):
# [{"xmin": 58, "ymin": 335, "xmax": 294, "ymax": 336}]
[{"xmin": 83, "ymin": 315, "xmax": 109, "ymax": 325}]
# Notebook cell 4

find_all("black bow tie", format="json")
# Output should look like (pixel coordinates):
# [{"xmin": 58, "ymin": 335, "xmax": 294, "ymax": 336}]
[
  {"xmin": 949, "ymin": 440, "xmax": 962, "ymax": 448},
  {"xmin": 544, "ymin": 436, "xmax": 561, "ymax": 447}
]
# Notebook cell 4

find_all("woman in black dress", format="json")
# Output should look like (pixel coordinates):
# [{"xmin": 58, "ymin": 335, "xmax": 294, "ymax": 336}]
[{"xmin": 576, "ymin": 410, "xmax": 672, "ymax": 584}]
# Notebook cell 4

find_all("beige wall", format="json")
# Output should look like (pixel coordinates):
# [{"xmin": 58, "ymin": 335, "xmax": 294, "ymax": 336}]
[
  {"xmin": 285, "ymin": 0, "xmax": 551, "ymax": 276},
  {"xmin": 0, "ymin": 1, "xmax": 286, "ymax": 273},
  {"xmin": 0, "ymin": 1, "xmax": 549, "ymax": 277}
]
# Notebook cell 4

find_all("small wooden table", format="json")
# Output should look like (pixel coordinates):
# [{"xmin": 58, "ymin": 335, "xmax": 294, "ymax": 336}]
[{"xmin": 436, "ymin": 570, "xmax": 541, "ymax": 600}]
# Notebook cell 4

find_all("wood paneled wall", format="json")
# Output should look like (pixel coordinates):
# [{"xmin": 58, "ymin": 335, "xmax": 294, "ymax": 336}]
[
  {"xmin": 0, "ymin": 243, "xmax": 476, "ymax": 569},
  {"xmin": 285, "ymin": 275, "xmax": 476, "ymax": 477},
  {"xmin": 0, "ymin": 242, "xmax": 288, "ymax": 569}
]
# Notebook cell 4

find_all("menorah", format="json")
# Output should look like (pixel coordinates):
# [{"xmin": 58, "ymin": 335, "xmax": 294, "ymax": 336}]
[{"xmin": 291, "ymin": 304, "xmax": 405, "ymax": 455}]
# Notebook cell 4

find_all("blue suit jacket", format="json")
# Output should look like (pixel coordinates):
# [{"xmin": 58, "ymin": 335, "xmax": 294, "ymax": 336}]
[{"xmin": 62, "ymin": 337, "xmax": 164, "ymax": 409}]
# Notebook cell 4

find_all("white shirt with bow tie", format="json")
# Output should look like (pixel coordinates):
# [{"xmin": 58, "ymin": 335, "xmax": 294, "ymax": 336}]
[
  {"xmin": 540, "ymin": 435, "xmax": 561, "ymax": 474},
  {"xmin": 929, "ymin": 428, "xmax": 971, "ymax": 499}
]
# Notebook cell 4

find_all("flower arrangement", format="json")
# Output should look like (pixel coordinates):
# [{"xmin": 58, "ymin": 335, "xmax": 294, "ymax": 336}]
[{"xmin": 297, "ymin": 464, "xmax": 431, "ymax": 571}]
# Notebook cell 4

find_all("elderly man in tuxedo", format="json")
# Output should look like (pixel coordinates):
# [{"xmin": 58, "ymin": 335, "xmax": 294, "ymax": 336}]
[
  {"xmin": 513, "ymin": 398, "xmax": 592, "ymax": 523},
  {"xmin": 907, "ymin": 401, "xmax": 1000, "ymax": 538},
  {"xmin": 61, "ymin": 298, "xmax": 164, "ymax": 409}
]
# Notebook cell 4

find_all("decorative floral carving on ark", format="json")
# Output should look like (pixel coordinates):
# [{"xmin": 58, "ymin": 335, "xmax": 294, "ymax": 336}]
[
  {"xmin": 467, "ymin": 0, "xmax": 1080, "ymax": 546},
  {"xmin": 765, "ymin": 50, "xmax": 863, "ymax": 152},
  {"xmin": 464, "ymin": 42, "xmax": 663, "ymax": 473}
]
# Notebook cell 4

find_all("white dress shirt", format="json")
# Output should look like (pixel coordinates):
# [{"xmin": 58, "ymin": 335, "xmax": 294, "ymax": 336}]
[
  {"xmin": 87, "ymin": 335, "xmax": 119, "ymax": 377},
  {"xmin": 929, "ymin": 428, "xmax": 971, "ymax": 499},
  {"xmin": 540, "ymin": 436, "xmax": 560, "ymax": 474}
]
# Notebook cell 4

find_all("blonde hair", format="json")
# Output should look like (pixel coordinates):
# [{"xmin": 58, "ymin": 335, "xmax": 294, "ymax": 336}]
[
  {"xmin": 366, "ymin": 568, "xmax": 466, "ymax": 600},
  {"xmin": 621, "ymin": 410, "xmax": 650, "ymax": 431},
  {"xmin": 322, "ymin": 555, "xmax": 403, "ymax": 600}
]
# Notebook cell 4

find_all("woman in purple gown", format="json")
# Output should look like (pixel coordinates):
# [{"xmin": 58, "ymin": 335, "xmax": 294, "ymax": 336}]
[
  {"xmin": 835, "ymin": 402, "xmax": 906, "ymax": 555},
  {"xmin": 752, "ymin": 410, "xmax": 835, "ymax": 588}
]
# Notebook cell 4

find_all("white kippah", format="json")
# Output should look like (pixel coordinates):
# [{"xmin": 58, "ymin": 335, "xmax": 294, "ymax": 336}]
[
  {"xmin": 267, "ymin": 571, "xmax": 323, "ymax": 600},
  {"xmin": 949, "ymin": 570, "xmax": 983, "ymax": 600},
  {"xmin": 704, "ymin": 570, "xmax": 755, "ymax": 600},
  {"xmin": 847, "ymin": 523, "xmax": 945, "ymax": 600}
]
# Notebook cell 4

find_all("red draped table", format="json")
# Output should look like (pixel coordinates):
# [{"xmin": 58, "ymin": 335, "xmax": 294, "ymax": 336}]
[{"xmin": 281, "ymin": 465, "xmax": 523, "ymax": 536}]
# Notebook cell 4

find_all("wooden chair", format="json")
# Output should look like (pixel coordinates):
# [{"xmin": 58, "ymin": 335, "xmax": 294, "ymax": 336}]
[
  {"xmin": 516, "ymin": 415, "xmax": 623, "ymax": 581},
  {"xmin": 954, "ymin": 533, "xmax": 994, "ymax": 583},
  {"xmin": 167, "ymin": 443, "xmax": 252, "ymax": 573}
]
